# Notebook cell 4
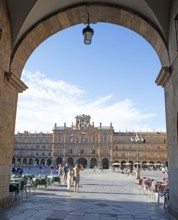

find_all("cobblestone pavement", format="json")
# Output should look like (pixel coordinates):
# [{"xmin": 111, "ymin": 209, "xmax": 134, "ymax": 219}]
[{"xmin": 0, "ymin": 169, "xmax": 175, "ymax": 220}]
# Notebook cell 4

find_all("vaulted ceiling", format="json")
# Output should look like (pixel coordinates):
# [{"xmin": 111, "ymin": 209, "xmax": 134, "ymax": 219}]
[{"xmin": 6, "ymin": 0, "xmax": 170, "ymax": 49}]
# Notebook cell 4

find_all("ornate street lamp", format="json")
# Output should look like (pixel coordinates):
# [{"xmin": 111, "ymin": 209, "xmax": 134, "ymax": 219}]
[
  {"xmin": 130, "ymin": 133, "xmax": 145, "ymax": 179},
  {"xmin": 82, "ymin": 13, "xmax": 94, "ymax": 45}
]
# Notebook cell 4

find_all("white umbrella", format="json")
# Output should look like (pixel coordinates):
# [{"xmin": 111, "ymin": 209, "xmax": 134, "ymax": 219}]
[
  {"xmin": 155, "ymin": 163, "xmax": 163, "ymax": 166},
  {"xmin": 134, "ymin": 162, "xmax": 142, "ymax": 165},
  {"xmin": 145, "ymin": 162, "xmax": 151, "ymax": 166},
  {"xmin": 112, "ymin": 162, "xmax": 120, "ymax": 166}
]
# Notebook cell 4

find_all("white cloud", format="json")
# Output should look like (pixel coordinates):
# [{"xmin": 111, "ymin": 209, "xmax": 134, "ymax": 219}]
[{"xmin": 15, "ymin": 70, "xmax": 164, "ymax": 133}]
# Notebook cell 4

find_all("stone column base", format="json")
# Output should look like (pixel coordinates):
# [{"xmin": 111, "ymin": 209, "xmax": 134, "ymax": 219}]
[{"xmin": 0, "ymin": 197, "xmax": 11, "ymax": 209}]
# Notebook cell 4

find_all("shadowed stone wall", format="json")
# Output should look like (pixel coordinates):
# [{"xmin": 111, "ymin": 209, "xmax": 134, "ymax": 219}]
[
  {"xmin": 0, "ymin": 0, "xmax": 14, "ymax": 208},
  {"xmin": 165, "ymin": 1, "xmax": 178, "ymax": 218},
  {"xmin": 0, "ymin": 0, "xmax": 27, "ymax": 208}
]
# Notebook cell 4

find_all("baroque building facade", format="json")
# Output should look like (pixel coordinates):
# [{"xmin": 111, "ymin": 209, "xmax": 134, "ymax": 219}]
[{"xmin": 13, "ymin": 114, "xmax": 167, "ymax": 169}]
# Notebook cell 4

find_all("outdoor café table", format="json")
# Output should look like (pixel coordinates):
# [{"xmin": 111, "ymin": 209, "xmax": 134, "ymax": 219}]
[
  {"xmin": 10, "ymin": 177, "xmax": 23, "ymax": 190},
  {"xmin": 47, "ymin": 175, "xmax": 60, "ymax": 186},
  {"xmin": 33, "ymin": 176, "xmax": 47, "ymax": 188}
]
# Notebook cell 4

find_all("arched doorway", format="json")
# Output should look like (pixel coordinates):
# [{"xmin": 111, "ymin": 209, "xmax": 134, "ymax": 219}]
[
  {"xmin": 47, "ymin": 159, "xmax": 52, "ymax": 166},
  {"xmin": 67, "ymin": 157, "xmax": 74, "ymax": 167},
  {"xmin": 90, "ymin": 158, "xmax": 97, "ymax": 168},
  {"xmin": 102, "ymin": 158, "xmax": 109, "ymax": 169},
  {"xmin": 41, "ymin": 159, "xmax": 46, "ymax": 166},
  {"xmin": 23, "ymin": 158, "xmax": 27, "ymax": 165},
  {"xmin": 29, "ymin": 159, "xmax": 33, "ymax": 165},
  {"xmin": 142, "ymin": 161, "xmax": 147, "ymax": 169},
  {"xmin": 77, "ymin": 158, "xmax": 87, "ymax": 168},
  {"xmin": 17, "ymin": 158, "xmax": 21, "ymax": 164},
  {"xmin": 34, "ymin": 159, "xmax": 39, "ymax": 166},
  {"xmin": 56, "ymin": 157, "xmax": 62, "ymax": 165}
]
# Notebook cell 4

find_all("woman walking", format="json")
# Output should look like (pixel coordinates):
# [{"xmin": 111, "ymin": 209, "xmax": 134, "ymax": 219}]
[{"xmin": 73, "ymin": 163, "xmax": 83, "ymax": 192}]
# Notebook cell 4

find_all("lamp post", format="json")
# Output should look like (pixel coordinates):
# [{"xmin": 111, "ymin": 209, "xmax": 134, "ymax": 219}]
[{"xmin": 130, "ymin": 133, "xmax": 144, "ymax": 179}]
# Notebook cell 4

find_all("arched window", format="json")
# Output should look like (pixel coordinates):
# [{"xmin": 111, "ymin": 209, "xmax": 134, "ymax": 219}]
[
  {"xmin": 102, "ymin": 158, "xmax": 109, "ymax": 169},
  {"xmin": 90, "ymin": 158, "xmax": 97, "ymax": 168}
]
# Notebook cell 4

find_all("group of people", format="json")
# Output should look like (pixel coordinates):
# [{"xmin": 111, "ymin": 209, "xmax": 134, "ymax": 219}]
[
  {"xmin": 58, "ymin": 163, "xmax": 84, "ymax": 192},
  {"xmin": 12, "ymin": 164, "xmax": 23, "ymax": 176}
]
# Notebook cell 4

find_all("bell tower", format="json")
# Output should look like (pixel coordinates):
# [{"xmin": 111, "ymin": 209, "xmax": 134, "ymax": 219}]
[{"xmin": 75, "ymin": 114, "xmax": 91, "ymax": 129}]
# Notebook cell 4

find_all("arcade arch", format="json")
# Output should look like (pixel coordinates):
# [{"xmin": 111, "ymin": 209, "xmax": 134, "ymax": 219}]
[
  {"xmin": 56, "ymin": 157, "xmax": 63, "ymax": 165},
  {"xmin": 47, "ymin": 159, "xmax": 52, "ymax": 166},
  {"xmin": 102, "ymin": 158, "xmax": 109, "ymax": 169},
  {"xmin": 22, "ymin": 159, "xmax": 27, "ymax": 165},
  {"xmin": 10, "ymin": 4, "xmax": 169, "ymax": 77},
  {"xmin": 77, "ymin": 158, "xmax": 87, "ymax": 168},
  {"xmin": 90, "ymin": 158, "xmax": 97, "ymax": 168},
  {"xmin": 67, "ymin": 158, "xmax": 74, "ymax": 167}
]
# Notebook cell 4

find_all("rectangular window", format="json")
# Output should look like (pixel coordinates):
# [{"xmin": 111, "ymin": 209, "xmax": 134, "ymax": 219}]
[{"xmin": 92, "ymin": 137, "xmax": 96, "ymax": 143}]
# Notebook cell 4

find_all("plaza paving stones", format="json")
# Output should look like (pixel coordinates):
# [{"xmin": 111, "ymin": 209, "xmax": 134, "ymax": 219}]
[{"xmin": 0, "ymin": 169, "xmax": 175, "ymax": 220}]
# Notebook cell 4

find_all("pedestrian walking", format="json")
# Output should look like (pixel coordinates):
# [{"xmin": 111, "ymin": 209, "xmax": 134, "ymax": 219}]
[
  {"xmin": 58, "ymin": 164, "xmax": 63, "ymax": 177},
  {"xmin": 63, "ymin": 163, "xmax": 68, "ymax": 184},
  {"xmin": 73, "ymin": 163, "xmax": 83, "ymax": 192},
  {"xmin": 50, "ymin": 164, "xmax": 54, "ymax": 174}
]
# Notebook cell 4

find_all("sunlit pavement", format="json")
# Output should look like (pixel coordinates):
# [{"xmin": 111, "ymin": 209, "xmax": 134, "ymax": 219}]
[{"xmin": 0, "ymin": 169, "xmax": 175, "ymax": 220}]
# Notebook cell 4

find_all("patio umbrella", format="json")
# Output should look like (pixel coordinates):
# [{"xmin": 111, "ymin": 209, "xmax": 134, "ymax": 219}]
[
  {"xmin": 145, "ymin": 162, "xmax": 151, "ymax": 166},
  {"xmin": 112, "ymin": 162, "xmax": 120, "ymax": 166},
  {"xmin": 155, "ymin": 163, "xmax": 163, "ymax": 166},
  {"xmin": 134, "ymin": 162, "xmax": 142, "ymax": 165}
]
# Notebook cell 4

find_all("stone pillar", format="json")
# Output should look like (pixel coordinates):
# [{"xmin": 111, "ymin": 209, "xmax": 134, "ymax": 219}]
[
  {"xmin": 156, "ymin": 1, "xmax": 178, "ymax": 218},
  {"xmin": 168, "ymin": 1, "xmax": 178, "ymax": 218},
  {"xmin": 0, "ymin": 0, "xmax": 14, "ymax": 207},
  {"xmin": 0, "ymin": 71, "xmax": 18, "ymax": 207}
]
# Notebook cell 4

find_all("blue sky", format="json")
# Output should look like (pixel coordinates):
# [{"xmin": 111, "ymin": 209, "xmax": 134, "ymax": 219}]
[{"xmin": 15, "ymin": 23, "xmax": 166, "ymax": 133}]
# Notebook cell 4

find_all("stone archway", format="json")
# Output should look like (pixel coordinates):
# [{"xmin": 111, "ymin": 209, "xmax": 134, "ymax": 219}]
[
  {"xmin": 77, "ymin": 158, "xmax": 87, "ymax": 168},
  {"xmin": 56, "ymin": 157, "xmax": 62, "ymax": 165},
  {"xmin": 22, "ymin": 158, "xmax": 27, "ymax": 165},
  {"xmin": 29, "ymin": 159, "xmax": 33, "ymax": 165},
  {"xmin": 102, "ymin": 158, "xmax": 109, "ymax": 169},
  {"xmin": 90, "ymin": 158, "xmax": 97, "ymax": 168},
  {"xmin": 67, "ymin": 157, "xmax": 74, "ymax": 167},
  {"xmin": 10, "ymin": 4, "xmax": 169, "ymax": 78}
]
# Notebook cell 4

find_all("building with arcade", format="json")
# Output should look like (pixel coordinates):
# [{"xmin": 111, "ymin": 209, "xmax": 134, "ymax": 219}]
[{"xmin": 13, "ymin": 114, "xmax": 167, "ymax": 169}]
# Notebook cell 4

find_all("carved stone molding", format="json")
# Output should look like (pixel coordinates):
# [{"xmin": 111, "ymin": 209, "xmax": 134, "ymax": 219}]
[
  {"xmin": 5, "ymin": 72, "xmax": 28, "ymax": 93},
  {"xmin": 155, "ymin": 66, "xmax": 172, "ymax": 87}
]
